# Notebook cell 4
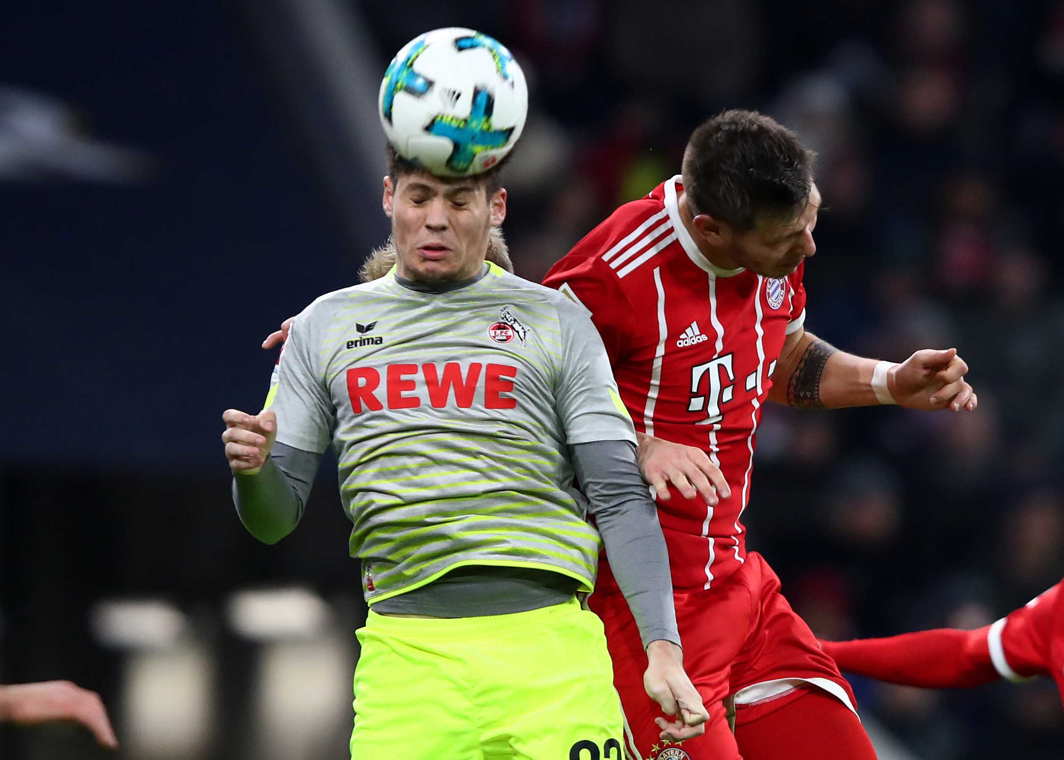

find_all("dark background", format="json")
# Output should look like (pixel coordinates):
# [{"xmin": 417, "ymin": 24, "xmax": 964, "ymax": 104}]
[{"xmin": 2, "ymin": 1, "xmax": 1062, "ymax": 758}]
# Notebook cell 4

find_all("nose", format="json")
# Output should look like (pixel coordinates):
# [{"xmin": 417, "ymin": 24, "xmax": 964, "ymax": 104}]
[
  {"xmin": 799, "ymin": 230, "xmax": 816, "ymax": 258},
  {"xmin": 424, "ymin": 197, "xmax": 449, "ymax": 231}
]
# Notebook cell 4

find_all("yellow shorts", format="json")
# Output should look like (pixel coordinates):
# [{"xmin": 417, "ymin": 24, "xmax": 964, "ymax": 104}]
[{"xmin": 350, "ymin": 598, "xmax": 625, "ymax": 759}]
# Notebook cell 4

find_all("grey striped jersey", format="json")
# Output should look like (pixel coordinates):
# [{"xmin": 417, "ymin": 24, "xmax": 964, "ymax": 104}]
[{"xmin": 265, "ymin": 262, "xmax": 636, "ymax": 605}]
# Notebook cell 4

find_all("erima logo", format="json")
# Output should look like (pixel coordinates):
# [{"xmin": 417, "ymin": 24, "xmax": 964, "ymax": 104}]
[
  {"xmin": 347, "ymin": 321, "xmax": 383, "ymax": 349},
  {"xmin": 676, "ymin": 321, "xmax": 709, "ymax": 347}
]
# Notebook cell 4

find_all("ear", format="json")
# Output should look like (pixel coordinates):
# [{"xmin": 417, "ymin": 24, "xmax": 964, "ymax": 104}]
[
  {"xmin": 489, "ymin": 187, "xmax": 507, "ymax": 227},
  {"xmin": 691, "ymin": 212, "xmax": 731, "ymax": 248},
  {"xmin": 382, "ymin": 175, "xmax": 394, "ymax": 217}
]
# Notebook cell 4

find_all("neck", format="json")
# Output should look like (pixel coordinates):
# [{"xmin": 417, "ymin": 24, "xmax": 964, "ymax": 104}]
[
  {"xmin": 395, "ymin": 262, "xmax": 489, "ymax": 293},
  {"xmin": 677, "ymin": 190, "xmax": 740, "ymax": 271}
]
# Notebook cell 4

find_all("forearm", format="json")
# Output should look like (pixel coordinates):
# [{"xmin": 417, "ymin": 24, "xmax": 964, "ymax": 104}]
[
  {"xmin": 232, "ymin": 442, "xmax": 319, "ymax": 544},
  {"xmin": 770, "ymin": 330, "xmax": 885, "ymax": 409},
  {"xmin": 823, "ymin": 627, "xmax": 998, "ymax": 688},
  {"xmin": 571, "ymin": 440, "xmax": 680, "ymax": 648}
]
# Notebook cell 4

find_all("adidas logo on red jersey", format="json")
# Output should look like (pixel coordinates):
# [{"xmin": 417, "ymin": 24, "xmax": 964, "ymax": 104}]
[{"xmin": 676, "ymin": 321, "xmax": 709, "ymax": 347}]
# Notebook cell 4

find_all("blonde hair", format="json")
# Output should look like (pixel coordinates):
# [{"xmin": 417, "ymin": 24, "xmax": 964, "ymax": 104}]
[{"xmin": 358, "ymin": 227, "xmax": 514, "ymax": 282}]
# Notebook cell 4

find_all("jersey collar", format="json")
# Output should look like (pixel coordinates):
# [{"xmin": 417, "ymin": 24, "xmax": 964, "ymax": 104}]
[{"xmin": 664, "ymin": 175, "xmax": 745, "ymax": 278}]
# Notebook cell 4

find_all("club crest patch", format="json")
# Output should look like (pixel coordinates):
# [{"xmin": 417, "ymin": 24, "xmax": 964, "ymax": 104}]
[
  {"xmin": 488, "ymin": 321, "xmax": 515, "ymax": 343},
  {"xmin": 657, "ymin": 747, "xmax": 691, "ymax": 760},
  {"xmin": 766, "ymin": 277, "xmax": 787, "ymax": 310}
]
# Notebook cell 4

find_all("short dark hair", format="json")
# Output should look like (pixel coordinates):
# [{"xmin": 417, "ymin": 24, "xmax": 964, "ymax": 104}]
[
  {"xmin": 386, "ymin": 145, "xmax": 504, "ymax": 197},
  {"xmin": 682, "ymin": 110, "xmax": 816, "ymax": 231}
]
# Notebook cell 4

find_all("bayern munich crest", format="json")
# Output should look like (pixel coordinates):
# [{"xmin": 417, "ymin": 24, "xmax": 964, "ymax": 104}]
[
  {"xmin": 657, "ymin": 747, "xmax": 691, "ymax": 760},
  {"xmin": 766, "ymin": 277, "xmax": 787, "ymax": 310}
]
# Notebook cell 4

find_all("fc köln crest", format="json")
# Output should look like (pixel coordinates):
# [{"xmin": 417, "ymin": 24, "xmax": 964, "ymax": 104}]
[
  {"xmin": 489, "ymin": 305, "xmax": 529, "ymax": 344},
  {"xmin": 766, "ymin": 277, "xmax": 787, "ymax": 310},
  {"xmin": 488, "ymin": 321, "xmax": 515, "ymax": 343}
]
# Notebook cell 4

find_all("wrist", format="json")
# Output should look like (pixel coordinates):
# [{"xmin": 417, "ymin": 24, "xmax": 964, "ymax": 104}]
[
  {"xmin": 871, "ymin": 361, "xmax": 898, "ymax": 405},
  {"xmin": 646, "ymin": 638, "xmax": 683, "ymax": 660}
]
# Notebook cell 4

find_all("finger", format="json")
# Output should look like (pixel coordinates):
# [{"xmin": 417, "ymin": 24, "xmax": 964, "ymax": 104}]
[
  {"xmin": 679, "ymin": 703, "xmax": 709, "ymax": 726},
  {"xmin": 225, "ymin": 442, "xmax": 264, "ymax": 463},
  {"xmin": 926, "ymin": 381, "xmax": 949, "ymax": 407},
  {"xmin": 696, "ymin": 459, "xmax": 731, "ymax": 499},
  {"xmin": 932, "ymin": 379, "xmax": 967, "ymax": 408},
  {"xmin": 934, "ymin": 356, "xmax": 969, "ymax": 384},
  {"xmin": 655, "ymin": 716, "xmax": 704, "ymax": 741},
  {"xmin": 649, "ymin": 476, "xmax": 671, "ymax": 501},
  {"xmin": 221, "ymin": 428, "xmax": 268, "ymax": 448},
  {"xmin": 682, "ymin": 467, "xmax": 718, "ymax": 505},
  {"xmin": 948, "ymin": 384, "xmax": 973, "ymax": 412},
  {"xmin": 78, "ymin": 695, "xmax": 118, "ymax": 749},
  {"xmin": 647, "ymin": 685, "xmax": 678, "ymax": 717},
  {"xmin": 222, "ymin": 409, "xmax": 255, "ymax": 429},
  {"xmin": 262, "ymin": 330, "xmax": 284, "ymax": 349},
  {"xmin": 923, "ymin": 346, "xmax": 957, "ymax": 369},
  {"xmin": 259, "ymin": 409, "xmax": 277, "ymax": 434},
  {"xmin": 666, "ymin": 470, "xmax": 699, "ymax": 501},
  {"xmin": 966, "ymin": 392, "xmax": 978, "ymax": 411}
]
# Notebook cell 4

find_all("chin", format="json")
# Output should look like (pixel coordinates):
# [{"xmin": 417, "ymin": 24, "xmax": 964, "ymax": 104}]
[{"xmin": 768, "ymin": 260, "xmax": 801, "ymax": 278}]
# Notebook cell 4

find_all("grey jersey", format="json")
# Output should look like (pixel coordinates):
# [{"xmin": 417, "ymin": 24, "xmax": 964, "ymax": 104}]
[{"xmin": 266, "ymin": 262, "xmax": 636, "ymax": 604}]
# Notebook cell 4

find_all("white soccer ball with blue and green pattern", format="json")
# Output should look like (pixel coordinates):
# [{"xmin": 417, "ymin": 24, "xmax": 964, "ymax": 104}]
[{"xmin": 378, "ymin": 27, "xmax": 528, "ymax": 177}]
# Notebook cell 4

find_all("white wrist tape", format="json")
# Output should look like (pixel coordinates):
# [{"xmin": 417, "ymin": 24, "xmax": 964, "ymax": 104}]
[{"xmin": 871, "ymin": 360, "xmax": 897, "ymax": 405}]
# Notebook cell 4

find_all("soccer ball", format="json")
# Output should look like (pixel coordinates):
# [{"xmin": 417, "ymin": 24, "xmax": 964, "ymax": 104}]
[{"xmin": 378, "ymin": 27, "xmax": 528, "ymax": 177}]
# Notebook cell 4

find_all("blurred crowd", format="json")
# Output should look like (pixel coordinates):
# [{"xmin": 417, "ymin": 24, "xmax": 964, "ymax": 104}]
[{"xmin": 365, "ymin": 1, "xmax": 1064, "ymax": 757}]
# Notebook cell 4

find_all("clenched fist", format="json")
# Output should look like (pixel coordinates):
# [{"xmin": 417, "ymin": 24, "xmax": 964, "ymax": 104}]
[
  {"xmin": 221, "ymin": 409, "xmax": 276, "ymax": 474},
  {"xmin": 888, "ymin": 348, "xmax": 977, "ymax": 412}
]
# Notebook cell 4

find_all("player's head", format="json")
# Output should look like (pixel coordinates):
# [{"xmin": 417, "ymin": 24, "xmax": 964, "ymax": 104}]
[
  {"xmin": 682, "ymin": 109, "xmax": 819, "ymax": 278},
  {"xmin": 382, "ymin": 147, "xmax": 507, "ymax": 284}
]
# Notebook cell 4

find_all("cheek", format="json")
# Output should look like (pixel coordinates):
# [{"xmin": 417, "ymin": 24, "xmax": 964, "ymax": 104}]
[{"xmin": 392, "ymin": 209, "xmax": 418, "ymax": 236}]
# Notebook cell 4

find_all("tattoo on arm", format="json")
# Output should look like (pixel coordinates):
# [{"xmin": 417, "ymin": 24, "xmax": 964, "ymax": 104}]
[{"xmin": 787, "ymin": 338, "xmax": 838, "ymax": 408}]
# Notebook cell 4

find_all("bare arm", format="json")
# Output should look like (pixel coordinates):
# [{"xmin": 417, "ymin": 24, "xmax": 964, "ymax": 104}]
[{"xmin": 768, "ymin": 327, "xmax": 977, "ymax": 412}]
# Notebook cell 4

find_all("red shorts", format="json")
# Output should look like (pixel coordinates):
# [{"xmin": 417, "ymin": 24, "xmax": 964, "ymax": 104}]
[{"xmin": 591, "ymin": 552, "xmax": 857, "ymax": 760}]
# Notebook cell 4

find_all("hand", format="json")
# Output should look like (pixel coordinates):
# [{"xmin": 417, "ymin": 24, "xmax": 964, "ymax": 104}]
[
  {"xmin": 0, "ymin": 681, "xmax": 118, "ymax": 749},
  {"xmin": 222, "ymin": 409, "xmax": 277, "ymax": 474},
  {"xmin": 637, "ymin": 434, "xmax": 731, "ymax": 505},
  {"xmin": 643, "ymin": 640, "xmax": 709, "ymax": 742},
  {"xmin": 889, "ymin": 348, "xmax": 977, "ymax": 412},
  {"xmin": 262, "ymin": 316, "xmax": 295, "ymax": 350}
]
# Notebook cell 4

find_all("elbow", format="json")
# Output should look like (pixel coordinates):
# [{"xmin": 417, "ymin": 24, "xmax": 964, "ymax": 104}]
[
  {"xmin": 255, "ymin": 531, "xmax": 288, "ymax": 546},
  {"xmin": 238, "ymin": 514, "xmax": 297, "ymax": 546}
]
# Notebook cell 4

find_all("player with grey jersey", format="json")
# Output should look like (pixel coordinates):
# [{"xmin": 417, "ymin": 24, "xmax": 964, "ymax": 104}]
[{"xmin": 221, "ymin": 153, "xmax": 707, "ymax": 759}]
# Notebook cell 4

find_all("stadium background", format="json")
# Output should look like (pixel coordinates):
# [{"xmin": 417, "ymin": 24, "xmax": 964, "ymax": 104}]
[{"xmin": 2, "ymin": 1, "xmax": 1061, "ymax": 757}]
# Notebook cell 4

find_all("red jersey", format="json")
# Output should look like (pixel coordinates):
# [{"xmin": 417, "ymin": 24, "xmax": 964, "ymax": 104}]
[
  {"xmin": 543, "ymin": 176, "xmax": 806, "ymax": 590},
  {"xmin": 988, "ymin": 579, "xmax": 1064, "ymax": 701}
]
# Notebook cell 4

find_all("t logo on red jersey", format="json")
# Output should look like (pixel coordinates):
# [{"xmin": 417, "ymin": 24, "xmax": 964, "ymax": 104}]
[
  {"xmin": 688, "ymin": 353, "xmax": 735, "ymax": 425},
  {"xmin": 346, "ymin": 362, "xmax": 518, "ymax": 413}
]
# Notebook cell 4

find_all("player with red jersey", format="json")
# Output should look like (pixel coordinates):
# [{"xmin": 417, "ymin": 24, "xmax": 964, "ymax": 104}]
[
  {"xmin": 822, "ymin": 580, "xmax": 1064, "ymax": 703},
  {"xmin": 542, "ymin": 110, "xmax": 977, "ymax": 760}
]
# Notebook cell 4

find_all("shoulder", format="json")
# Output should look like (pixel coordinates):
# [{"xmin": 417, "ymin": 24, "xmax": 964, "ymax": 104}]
[
  {"xmin": 298, "ymin": 280, "xmax": 390, "ymax": 322},
  {"xmin": 558, "ymin": 192, "xmax": 668, "ymax": 269},
  {"xmin": 489, "ymin": 267, "xmax": 590, "ymax": 317}
]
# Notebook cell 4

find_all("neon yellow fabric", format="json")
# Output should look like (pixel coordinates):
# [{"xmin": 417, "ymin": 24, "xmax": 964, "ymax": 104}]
[{"xmin": 350, "ymin": 599, "xmax": 624, "ymax": 759}]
